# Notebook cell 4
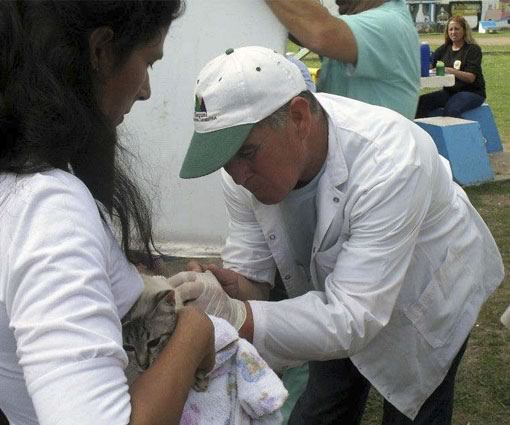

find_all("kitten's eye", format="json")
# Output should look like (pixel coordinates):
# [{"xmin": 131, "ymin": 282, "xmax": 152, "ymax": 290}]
[
  {"xmin": 147, "ymin": 336, "xmax": 162, "ymax": 349},
  {"xmin": 123, "ymin": 345, "xmax": 135, "ymax": 352}
]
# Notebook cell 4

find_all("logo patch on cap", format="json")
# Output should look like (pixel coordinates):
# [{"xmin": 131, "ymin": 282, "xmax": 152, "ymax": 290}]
[
  {"xmin": 195, "ymin": 95, "xmax": 207, "ymax": 113},
  {"xmin": 194, "ymin": 96, "xmax": 216, "ymax": 122}
]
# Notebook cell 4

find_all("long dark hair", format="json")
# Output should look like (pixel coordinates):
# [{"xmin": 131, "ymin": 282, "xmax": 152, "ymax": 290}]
[{"xmin": 0, "ymin": 0, "xmax": 184, "ymax": 266}]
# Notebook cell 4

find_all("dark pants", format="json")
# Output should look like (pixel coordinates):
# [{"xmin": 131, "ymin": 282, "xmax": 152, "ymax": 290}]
[
  {"xmin": 415, "ymin": 90, "xmax": 485, "ymax": 119},
  {"xmin": 288, "ymin": 337, "xmax": 469, "ymax": 425}
]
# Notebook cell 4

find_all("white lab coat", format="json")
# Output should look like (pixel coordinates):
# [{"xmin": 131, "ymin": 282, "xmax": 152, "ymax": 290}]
[{"xmin": 220, "ymin": 93, "xmax": 504, "ymax": 419}]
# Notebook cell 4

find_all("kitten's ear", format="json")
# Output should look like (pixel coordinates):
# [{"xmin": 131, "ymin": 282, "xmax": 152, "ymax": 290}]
[
  {"xmin": 154, "ymin": 289, "xmax": 173, "ymax": 305},
  {"xmin": 166, "ymin": 290, "xmax": 184, "ymax": 310},
  {"xmin": 150, "ymin": 290, "xmax": 178, "ymax": 336},
  {"xmin": 165, "ymin": 290, "xmax": 175, "ymax": 304},
  {"xmin": 149, "ymin": 290, "xmax": 175, "ymax": 318}
]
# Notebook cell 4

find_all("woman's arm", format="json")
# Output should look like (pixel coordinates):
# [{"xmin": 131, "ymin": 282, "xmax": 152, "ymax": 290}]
[
  {"xmin": 129, "ymin": 306, "xmax": 215, "ymax": 425},
  {"xmin": 431, "ymin": 44, "xmax": 446, "ymax": 68},
  {"xmin": 445, "ymin": 67, "xmax": 476, "ymax": 84}
]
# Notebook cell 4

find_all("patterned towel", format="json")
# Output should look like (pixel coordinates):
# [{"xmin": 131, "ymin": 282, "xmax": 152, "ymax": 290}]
[{"xmin": 180, "ymin": 316, "xmax": 288, "ymax": 425}]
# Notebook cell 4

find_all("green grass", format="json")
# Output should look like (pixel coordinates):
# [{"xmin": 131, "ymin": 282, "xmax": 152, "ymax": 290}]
[
  {"xmin": 289, "ymin": 33, "xmax": 510, "ymax": 149},
  {"xmin": 477, "ymin": 53, "xmax": 510, "ymax": 148}
]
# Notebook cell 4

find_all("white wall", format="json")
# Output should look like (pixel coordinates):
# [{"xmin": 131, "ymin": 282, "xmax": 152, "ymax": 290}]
[{"xmin": 121, "ymin": 0, "xmax": 287, "ymax": 256}]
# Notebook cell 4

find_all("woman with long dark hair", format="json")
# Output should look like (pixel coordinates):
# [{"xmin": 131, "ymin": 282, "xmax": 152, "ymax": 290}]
[
  {"xmin": 0, "ymin": 1, "xmax": 214, "ymax": 424},
  {"xmin": 416, "ymin": 15, "xmax": 486, "ymax": 118}
]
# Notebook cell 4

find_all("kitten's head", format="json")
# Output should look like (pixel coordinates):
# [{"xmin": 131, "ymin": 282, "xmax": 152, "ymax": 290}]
[{"xmin": 122, "ymin": 289, "xmax": 177, "ymax": 373}]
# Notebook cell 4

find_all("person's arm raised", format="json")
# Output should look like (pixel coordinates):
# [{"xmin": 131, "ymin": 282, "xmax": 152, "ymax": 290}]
[{"xmin": 265, "ymin": 0, "xmax": 358, "ymax": 64}]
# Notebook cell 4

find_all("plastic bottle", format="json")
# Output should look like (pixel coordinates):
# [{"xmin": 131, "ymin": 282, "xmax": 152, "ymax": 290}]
[
  {"xmin": 420, "ymin": 41, "xmax": 431, "ymax": 77},
  {"xmin": 436, "ymin": 60, "xmax": 445, "ymax": 76}
]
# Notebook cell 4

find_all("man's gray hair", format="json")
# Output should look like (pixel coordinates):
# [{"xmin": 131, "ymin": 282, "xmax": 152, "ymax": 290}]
[{"xmin": 258, "ymin": 91, "xmax": 320, "ymax": 129}]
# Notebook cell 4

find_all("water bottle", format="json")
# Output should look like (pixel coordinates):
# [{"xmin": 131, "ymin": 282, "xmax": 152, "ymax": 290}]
[
  {"xmin": 436, "ymin": 61, "xmax": 445, "ymax": 76},
  {"xmin": 420, "ymin": 41, "xmax": 430, "ymax": 77}
]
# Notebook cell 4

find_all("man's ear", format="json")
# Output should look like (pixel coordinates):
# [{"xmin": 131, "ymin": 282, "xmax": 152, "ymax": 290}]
[
  {"xmin": 289, "ymin": 96, "xmax": 312, "ymax": 138},
  {"xmin": 89, "ymin": 27, "xmax": 115, "ymax": 75}
]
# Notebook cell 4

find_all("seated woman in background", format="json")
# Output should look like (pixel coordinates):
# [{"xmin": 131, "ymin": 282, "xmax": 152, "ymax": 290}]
[
  {"xmin": 0, "ymin": 1, "xmax": 215, "ymax": 424},
  {"xmin": 416, "ymin": 16, "xmax": 486, "ymax": 118}
]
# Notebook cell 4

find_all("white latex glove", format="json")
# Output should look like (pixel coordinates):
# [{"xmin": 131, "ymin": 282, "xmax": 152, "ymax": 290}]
[
  {"xmin": 165, "ymin": 271, "xmax": 199, "ymax": 288},
  {"xmin": 173, "ymin": 271, "xmax": 247, "ymax": 331}
]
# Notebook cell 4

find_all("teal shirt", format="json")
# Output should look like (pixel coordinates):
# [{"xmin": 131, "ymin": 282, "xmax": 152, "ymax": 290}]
[{"xmin": 317, "ymin": 0, "xmax": 420, "ymax": 119}]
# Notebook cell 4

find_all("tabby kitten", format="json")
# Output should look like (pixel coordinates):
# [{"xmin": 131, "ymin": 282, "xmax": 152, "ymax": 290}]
[{"xmin": 122, "ymin": 275, "xmax": 208, "ymax": 390}]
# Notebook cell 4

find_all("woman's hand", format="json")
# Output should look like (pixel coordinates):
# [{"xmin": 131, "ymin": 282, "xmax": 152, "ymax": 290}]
[{"xmin": 445, "ymin": 67, "xmax": 476, "ymax": 84}]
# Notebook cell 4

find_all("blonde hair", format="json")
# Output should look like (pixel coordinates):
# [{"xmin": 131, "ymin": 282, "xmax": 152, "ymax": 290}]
[{"xmin": 445, "ymin": 16, "xmax": 478, "ymax": 45}]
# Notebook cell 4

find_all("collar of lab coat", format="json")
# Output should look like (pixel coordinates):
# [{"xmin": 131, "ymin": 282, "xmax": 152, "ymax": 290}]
[
  {"xmin": 313, "ymin": 95, "xmax": 348, "ymax": 251},
  {"xmin": 251, "ymin": 94, "xmax": 350, "ymax": 274}
]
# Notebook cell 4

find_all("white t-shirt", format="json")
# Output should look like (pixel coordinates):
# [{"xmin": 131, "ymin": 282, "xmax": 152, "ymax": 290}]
[{"xmin": 0, "ymin": 169, "xmax": 143, "ymax": 425}]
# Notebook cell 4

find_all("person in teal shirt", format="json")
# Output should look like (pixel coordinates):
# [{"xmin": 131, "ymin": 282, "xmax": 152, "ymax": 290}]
[{"xmin": 267, "ymin": 0, "xmax": 420, "ymax": 119}]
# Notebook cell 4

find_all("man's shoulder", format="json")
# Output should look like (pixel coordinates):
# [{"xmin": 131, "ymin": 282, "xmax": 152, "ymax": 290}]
[
  {"xmin": 343, "ymin": 1, "xmax": 417, "ymax": 47},
  {"xmin": 317, "ymin": 93, "xmax": 414, "ymax": 144},
  {"xmin": 350, "ymin": 0, "xmax": 410, "ymax": 21}
]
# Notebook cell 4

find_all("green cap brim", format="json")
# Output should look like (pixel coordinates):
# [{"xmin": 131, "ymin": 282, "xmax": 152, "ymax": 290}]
[{"xmin": 179, "ymin": 123, "xmax": 254, "ymax": 179}]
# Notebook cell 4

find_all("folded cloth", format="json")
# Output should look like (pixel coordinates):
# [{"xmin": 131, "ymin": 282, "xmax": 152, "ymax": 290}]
[{"xmin": 181, "ymin": 316, "xmax": 288, "ymax": 425}]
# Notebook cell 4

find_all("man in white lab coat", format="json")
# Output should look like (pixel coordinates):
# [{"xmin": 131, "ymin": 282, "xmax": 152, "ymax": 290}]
[{"xmin": 175, "ymin": 46, "xmax": 504, "ymax": 423}]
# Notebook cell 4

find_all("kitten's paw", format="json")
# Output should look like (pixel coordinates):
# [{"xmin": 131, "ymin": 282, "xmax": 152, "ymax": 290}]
[{"xmin": 192, "ymin": 370, "xmax": 209, "ymax": 392}]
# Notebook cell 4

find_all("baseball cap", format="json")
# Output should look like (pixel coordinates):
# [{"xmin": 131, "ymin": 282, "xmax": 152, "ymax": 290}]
[{"xmin": 179, "ymin": 46, "xmax": 308, "ymax": 179}]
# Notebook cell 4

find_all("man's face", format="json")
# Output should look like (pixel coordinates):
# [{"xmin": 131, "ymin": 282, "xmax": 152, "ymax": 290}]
[{"xmin": 224, "ymin": 122, "xmax": 304, "ymax": 205}]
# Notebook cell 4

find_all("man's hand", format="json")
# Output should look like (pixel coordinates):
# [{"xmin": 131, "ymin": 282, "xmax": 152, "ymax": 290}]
[
  {"xmin": 188, "ymin": 263, "xmax": 242, "ymax": 299},
  {"xmin": 173, "ymin": 271, "xmax": 248, "ymax": 331},
  {"xmin": 166, "ymin": 271, "xmax": 200, "ymax": 288},
  {"xmin": 186, "ymin": 261, "xmax": 271, "ymax": 301}
]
